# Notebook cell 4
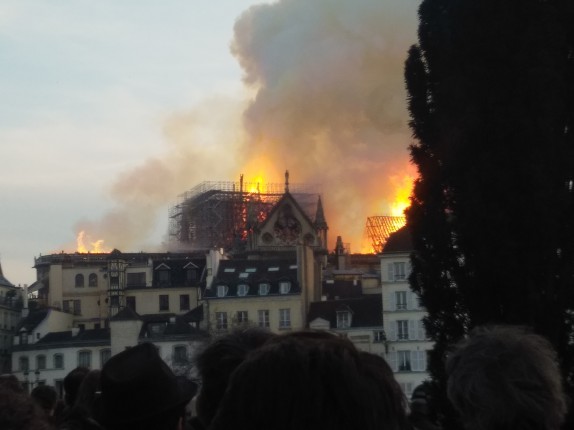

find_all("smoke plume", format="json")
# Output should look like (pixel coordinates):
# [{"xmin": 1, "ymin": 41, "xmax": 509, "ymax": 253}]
[{"xmin": 74, "ymin": 0, "xmax": 420, "ymax": 253}]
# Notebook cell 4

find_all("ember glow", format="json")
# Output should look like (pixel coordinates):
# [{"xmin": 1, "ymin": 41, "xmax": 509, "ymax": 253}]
[{"xmin": 76, "ymin": 231, "xmax": 110, "ymax": 253}]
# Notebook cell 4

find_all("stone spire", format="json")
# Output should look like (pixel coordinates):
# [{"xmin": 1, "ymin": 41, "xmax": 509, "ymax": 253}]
[{"xmin": 314, "ymin": 196, "xmax": 328, "ymax": 230}]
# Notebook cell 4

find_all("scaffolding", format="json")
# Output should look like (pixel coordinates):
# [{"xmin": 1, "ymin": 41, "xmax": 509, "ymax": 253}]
[
  {"xmin": 169, "ymin": 180, "xmax": 321, "ymax": 251},
  {"xmin": 364, "ymin": 216, "xmax": 406, "ymax": 253}
]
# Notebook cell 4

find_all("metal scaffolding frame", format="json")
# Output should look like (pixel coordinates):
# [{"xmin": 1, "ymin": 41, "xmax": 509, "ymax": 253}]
[
  {"xmin": 169, "ymin": 180, "xmax": 321, "ymax": 251},
  {"xmin": 364, "ymin": 216, "xmax": 406, "ymax": 253}
]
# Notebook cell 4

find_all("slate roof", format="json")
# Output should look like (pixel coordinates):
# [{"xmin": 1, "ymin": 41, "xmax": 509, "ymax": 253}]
[
  {"xmin": 36, "ymin": 328, "xmax": 110, "ymax": 345},
  {"xmin": 111, "ymin": 306, "xmax": 141, "ymax": 321},
  {"xmin": 0, "ymin": 261, "xmax": 15, "ymax": 288},
  {"xmin": 307, "ymin": 295, "xmax": 383, "ymax": 329},
  {"xmin": 139, "ymin": 313, "xmax": 208, "ymax": 340},
  {"xmin": 382, "ymin": 226, "xmax": 413, "ymax": 254},
  {"xmin": 16, "ymin": 309, "xmax": 50, "ymax": 333},
  {"xmin": 181, "ymin": 305, "xmax": 204, "ymax": 323},
  {"xmin": 204, "ymin": 259, "xmax": 300, "ymax": 298},
  {"xmin": 11, "ymin": 328, "xmax": 111, "ymax": 352},
  {"xmin": 322, "ymin": 279, "xmax": 362, "ymax": 300}
]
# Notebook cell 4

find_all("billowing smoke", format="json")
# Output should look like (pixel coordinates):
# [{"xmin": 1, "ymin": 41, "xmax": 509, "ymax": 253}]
[
  {"xmin": 232, "ymin": 0, "xmax": 419, "ymax": 250},
  {"xmin": 74, "ymin": 0, "xmax": 420, "ymax": 253}
]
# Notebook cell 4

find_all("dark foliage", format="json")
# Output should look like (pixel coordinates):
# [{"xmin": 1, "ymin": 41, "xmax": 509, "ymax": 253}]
[{"xmin": 405, "ymin": 1, "xmax": 574, "ymax": 428}]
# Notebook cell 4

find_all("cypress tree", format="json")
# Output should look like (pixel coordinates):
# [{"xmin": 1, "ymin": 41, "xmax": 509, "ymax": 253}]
[{"xmin": 405, "ymin": 1, "xmax": 574, "ymax": 428}]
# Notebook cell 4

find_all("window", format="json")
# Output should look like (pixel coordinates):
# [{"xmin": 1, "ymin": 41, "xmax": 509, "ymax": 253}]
[
  {"xmin": 397, "ymin": 320, "xmax": 409, "ymax": 340},
  {"xmin": 258, "ymin": 283, "xmax": 270, "ymax": 296},
  {"xmin": 73, "ymin": 300, "xmax": 81, "ymax": 315},
  {"xmin": 216, "ymin": 312, "xmax": 228, "ymax": 330},
  {"xmin": 54, "ymin": 354, "xmax": 64, "ymax": 369},
  {"xmin": 78, "ymin": 350, "xmax": 92, "ymax": 368},
  {"xmin": 388, "ymin": 262, "xmax": 407, "ymax": 282},
  {"xmin": 217, "ymin": 285, "xmax": 228, "ymax": 297},
  {"xmin": 279, "ymin": 309, "xmax": 291, "ymax": 328},
  {"xmin": 158, "ymin": 270, "xmax": 171, "ymax": 287},
  {"xmin": 159, "ymin": 295, "xmax": 169, "ymax": 311},
  {"xmin": 173, "ymin": 345, "xmax": 188, "ymax": 364},
  {"xmin": 127, "ymin": 272, "xmax": 146, "ymax": 287},
  {"xmin": 36, "ymin": 355, "xmax": 46, "ymax": 370},
  {"xmin": 180, "ymin": 295, "xmax": 190, "ymax": 311},
  {"xmin": 411, "ymin": 350, "xmax": 428, "ymax": 371},
  {"xmin": 237, "ymin": 284, "xmax": 249, "ymax": 296},
  {"xmin": 126, "ymin": 296, "xmax": 136, "ymax": 311},
  {"xmin": 110, "ymin": 295, "xmax": 120, "ymax": 308},
  {"xmin": 279, "ymin": 281, "xmax": 291, "ymax": 294},
  {"xmin": 395, "ymin": 291, "xmax": 407, "ymax": 310},
  {"xmin": 374, "ymin": 331, "xmax": 385, "ymax": 342},
  {"xmin": 75, "ymin": 274, "xmax": 85, "ymax": 288},
  {"xmin": 88, "ymin": 273, "xmax": 98, "ymax": 287},
  {"xmin": 336, "ymin": 311, "xmax": 351, "ymax": 329},
  {"xmin": 186, "ymin": 268, "xmax": 197, "ymax": 283},
  {"xmin": 100, "ymin": 349, "xmax": 111, "ymax": 366},
  {"xmin": 236, "ymin": 311, "xmax": 248, "ymax": 324},
  {"xmin": 19, "ymin": 356, "xmax": 29, "ymax": 372},
  {"xmin": 397, "ymin": 350, "xmax": 411, "ymax": 371},
  {"xmin": 258, "ymin": 310, "xmax": 270, "ymax": 328}
]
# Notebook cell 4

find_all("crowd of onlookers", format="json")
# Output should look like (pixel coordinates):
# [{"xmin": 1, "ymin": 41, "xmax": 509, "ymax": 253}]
[{"xmin": 0, "ymin": 325, "xmax": 569, "ymax": 430}]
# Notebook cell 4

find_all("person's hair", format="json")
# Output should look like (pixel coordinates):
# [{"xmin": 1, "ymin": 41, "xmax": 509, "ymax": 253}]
[
  {"xmin": 74, "ymin": 369, "xmax": 101, "ymax": 417},
  {"xmin": 195, "ymin": 327, "xmax": 276, "ymax": 427},
  {"xmin": 31, "ymin": 385, "xmax": 58, "ymax": 416},
  {"xmin": 0, "ymin": 373, "xmax": 25, "ymax": 393},
  {"xmin": 209, "ymin": 330, "xmax": 409, "ymax": 430},
  {"xmin": 0, "ymin": 385, "xmax": 53, "ymax": 430},
  {"xmin": 446, "ymin": 325, "xmax": 568, "ymax": 430},
  {"xmin": 63, "ymin": 367, "xmax": 90, "ymax": 407}
]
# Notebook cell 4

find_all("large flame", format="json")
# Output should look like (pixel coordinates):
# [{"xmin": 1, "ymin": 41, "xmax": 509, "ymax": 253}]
[
  {"xmin": 390, "ymin": 174, "xmax": 415, "ymax": 217},
  {"xmin": 76, "ymin": 231, "xmax": 111, "ymax": 253}
]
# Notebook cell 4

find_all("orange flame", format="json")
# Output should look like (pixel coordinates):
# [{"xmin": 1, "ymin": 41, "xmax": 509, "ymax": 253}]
[
  {"xmin": 389, "ymin": 174, "xmax": 415, "ymax": 217},
  {"xmin": 76, "ymin": 231, "xmax": 111, "ymax": 253}
]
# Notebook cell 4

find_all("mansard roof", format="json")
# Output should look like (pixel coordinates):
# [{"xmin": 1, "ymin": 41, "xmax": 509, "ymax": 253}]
[
  {"xmin": 307, "ymin": 295, "xmax": 383, "ymax": 329},
  {"xmin": 204, "ymin": 258, "xmax": 300, "ymax": 298}
]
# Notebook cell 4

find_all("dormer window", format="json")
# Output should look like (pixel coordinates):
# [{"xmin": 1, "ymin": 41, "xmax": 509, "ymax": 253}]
[
  {"xmin": 259, "ymin": 283, "xmax": 270, "ymax": 296},
  {"xmin": 237, "ymin": 284, "xmax": 249, "ymax": 297},
  {"xmin": 279, "ymin": 281, "xmax": 291, "ymax": 294},
  {"xmin": 336, "ymin": 311, "xmax": 351, "ymax": 329},
  {"xmin": 217, "ymin": 285, "xmax": 229, "ymax": 297}
]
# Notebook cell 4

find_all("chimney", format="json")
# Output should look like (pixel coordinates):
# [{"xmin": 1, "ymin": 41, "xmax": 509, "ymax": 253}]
[{"xmin": 22, "ymin": 284, "xmax": 29, "ymax": 318}]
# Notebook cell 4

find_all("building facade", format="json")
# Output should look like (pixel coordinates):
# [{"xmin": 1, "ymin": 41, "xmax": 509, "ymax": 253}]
[
  {"xmin": 0, "ymin": 261, "xmax": 23, "ymax": 373},
  {"xmin": 12, "ymin": 251, "xmax": 209, "ymax": 392},
  {"xmin": 380, "ymin": 227, "xmax": 433, "ymax": 397}
]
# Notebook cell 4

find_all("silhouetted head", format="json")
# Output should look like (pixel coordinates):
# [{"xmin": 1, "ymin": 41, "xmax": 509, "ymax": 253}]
[
  {"xmin": 63, "ymin": 367, "xmax": 90, "ymax": 407},
  {"xmin": 100, "ymin": 342, "xmax": 196, "ymax": 430},
  {"xmin": 74, "ymin": 369, "xmax": 102, "ymax": 418},
  {"xmin": 31, "ymin": 385, "xmax": 58, "ymax": 416},
  {"xmin": 210, "ymin": 330, "xmax": 409, "ymax": 430},
  {"xmin": 446, "ymin": 325, "xmax": 567, "ymax": 430},
  {"xmin": 0, "ymin": 385, "xmax": 52, "ymax": 430},
  {"xmin": 195, "ymin": 327, "xmax": 275, "ymax": 427}
]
